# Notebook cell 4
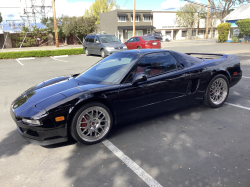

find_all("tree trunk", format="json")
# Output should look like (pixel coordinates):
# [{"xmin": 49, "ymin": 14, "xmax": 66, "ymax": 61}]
[{"xmin": 64, "ymin": 36, "xmax": 68, "ymax": 45}]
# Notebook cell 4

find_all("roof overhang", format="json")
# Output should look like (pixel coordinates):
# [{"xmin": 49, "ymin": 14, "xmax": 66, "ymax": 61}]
[
  {"xmin": 143, "ymin": 14, "xmax": 153, "ymax": 17},
  {"xmin": 117, "ymin": 13, "xmax": 128, "ymax": 17},
  {"xmin": 130, "ymin": 14, "xmax": 141, "ymax": 17}
]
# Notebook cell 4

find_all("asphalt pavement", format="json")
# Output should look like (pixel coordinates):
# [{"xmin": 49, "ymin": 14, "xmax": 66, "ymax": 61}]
[{"xmin": 0, "ymin": 41, "xmax": 250, "ymax": 187}]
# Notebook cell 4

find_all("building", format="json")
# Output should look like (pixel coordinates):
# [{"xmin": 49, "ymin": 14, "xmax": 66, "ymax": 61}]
[
  {"xmin": 153, "ymin": 11, "xmax": 219, "ymax": 40},
  {"xmin": 99, "ymin": 10, "xmax": 155, "ymax": 42},
  {"xmin": 224, "ymin": 3, "xmax": 250, "ymax": 41}
]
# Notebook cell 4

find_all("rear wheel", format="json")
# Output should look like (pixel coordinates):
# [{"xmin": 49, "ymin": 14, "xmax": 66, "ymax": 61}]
[
  {"xmin": 137, "ymin": 46, "xmax": 141, "ymax": 49},
  {"xmin": 70, "ymin": 102, "xmax": 113, "ymax": 145},
  {"xmin": 101, "ymin": 49, "xmax": 105, "ymax": 58},
  {"xmin": 202, "ymin": 74, "xmax": 229, "ymax": 108},
  {"xmin": 85, "ymin": 48, "xmax": 89, "ymax": 56}
]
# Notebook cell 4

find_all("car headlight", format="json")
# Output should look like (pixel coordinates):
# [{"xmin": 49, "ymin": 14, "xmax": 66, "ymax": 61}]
[
  {"xmin": 105, "ymin": 47, "xmax": 113, "ymax": 50},
  {"xmin": 22, "ymin": 118, "xmax": 41, "ymax": 126}
]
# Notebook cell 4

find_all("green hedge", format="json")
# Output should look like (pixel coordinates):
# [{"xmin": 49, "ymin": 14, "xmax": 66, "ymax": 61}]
[
  {"xmin": 0, "ymin": 48, "xmax": 84, "ymax": 59},
  {"xmin": 217, "ymin": 23, "xmax": 231, "ymax": 43}
]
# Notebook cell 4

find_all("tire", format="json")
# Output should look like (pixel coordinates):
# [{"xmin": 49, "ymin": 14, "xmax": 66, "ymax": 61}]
[
  {"xmin": 137, "ymin": 46, "xmax": 141, "ymax": 49},
  {"xmin": 202, "ymin": 74, "xmax": 229, "ymax": 108},
  {"xmin": 85, "ymin": 48, "xmax": 89, "ymax": 56},
  {"xmin": 101, "ymin": 49, "xmax": 105, "ymax": 58},
  {"xmin": 70, "ymin": 102, "xmax": 113, "ymax": 145}
]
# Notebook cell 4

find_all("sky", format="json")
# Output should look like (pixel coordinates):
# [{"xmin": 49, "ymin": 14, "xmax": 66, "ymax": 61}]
[{"xmin": 0, "ymin": 0, "xmax": 208, "ymax": 25}]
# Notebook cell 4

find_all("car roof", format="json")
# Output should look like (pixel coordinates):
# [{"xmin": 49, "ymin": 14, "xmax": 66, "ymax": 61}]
[{"xmin": 86, "ymin": 34, "xmax": 113, "ymax": 36}]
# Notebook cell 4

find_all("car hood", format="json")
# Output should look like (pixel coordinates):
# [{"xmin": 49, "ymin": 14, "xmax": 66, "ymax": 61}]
[
  {"xmin": 11, "ymin": 77, "xmax": 109, "ymax": 115},
  {"xmin": 103, "ymin": 42, "xmax": 126, "ymax": 48}
]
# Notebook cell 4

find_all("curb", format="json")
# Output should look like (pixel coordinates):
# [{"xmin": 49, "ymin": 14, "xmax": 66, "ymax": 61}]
[
  {"xmin": 53, "ymin": 55, "xmax": 69, "ymax": 58},
  {"xmin": 17, "ymin": 57, "xmax": 35, "ymax": 60}
]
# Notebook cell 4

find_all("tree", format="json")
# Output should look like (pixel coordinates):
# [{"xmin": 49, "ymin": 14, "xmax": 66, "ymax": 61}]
[
  {"xmin": 84, "ymin": 0, "xmax": 120, "ymax": 24},
  {"xmin": 0, "ymin": 12, "xmax": 3, "ymax": 24},
  {"xmin": 71, "ymin": 16, "xmax": 97, "ymax": 42},
  {"xmin": 209, "ymin": 0, "xmax": 250, "ymax": 23},
  {"xmin": 236, "ymin": 19, "xmax": 250, "ymax": 42},
  {"xmin": 217, "ymin": 22, "xmax": 231, "ymax": 42},
  {"xmin": 176, "ymin": 3, "xmax": 205, "ymax": 39}
]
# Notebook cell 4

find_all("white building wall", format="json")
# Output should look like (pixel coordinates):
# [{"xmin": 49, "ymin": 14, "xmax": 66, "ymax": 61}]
[{"xmin": 153, "ymin": 12, "xmax": 178, "ymax": 30}]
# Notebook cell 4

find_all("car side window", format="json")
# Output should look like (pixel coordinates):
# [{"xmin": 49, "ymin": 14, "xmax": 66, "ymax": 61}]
[
  {"xmin": 89, "ymin": 36, "xmax": 95, "ymax": 43},
  {"xmin": 135, "ymin": 37, "xmax": 140, "ymax": 42},
  {"xmin": 135, "ymin": 52, "xmax": 177, "ymax": 77},
  {"xmin": 128, "ymin": 38, "xmax": 134, "ymax": 43},
  {"xmin": 85, "ymin": 38, "xmax": 89, "ymax": 42},
  {"xmin": 95, "ymin": 36, "xmax": 100, "ymax": 43}
]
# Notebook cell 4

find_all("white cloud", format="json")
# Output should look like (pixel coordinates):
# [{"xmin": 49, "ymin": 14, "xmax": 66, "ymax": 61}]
[{"xmin": 0, "ymin": 0, "xmax": 92, "ymax": 24}]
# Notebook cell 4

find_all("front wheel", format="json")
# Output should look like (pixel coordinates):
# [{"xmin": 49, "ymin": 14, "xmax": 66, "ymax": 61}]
[
  {"xmin": 70, "ymin": 102, "xmax": 113, "ymax": 145},
  {"xmin": 202, "ymin": 74, "xmax": 229, "ymax": 108}
]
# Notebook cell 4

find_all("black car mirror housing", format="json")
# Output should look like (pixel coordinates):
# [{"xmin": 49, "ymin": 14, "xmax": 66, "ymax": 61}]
[{"xmin": 132, "ymin": 73, "xmax": 147, "ymax": 86}]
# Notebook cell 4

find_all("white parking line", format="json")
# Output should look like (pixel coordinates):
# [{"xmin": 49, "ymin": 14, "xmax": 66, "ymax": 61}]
[
  {"xmin": 102, "ymin": 140, "xmax": 163, "ymax": 187},
  {"xmin": 225, "ymin": 102, "xmax": 250, "ymax": 111},
  {"xmin": 50, "ymin": 57, "xmax": 67, "ymax": 62},
  {"xmin": 242, "ymin": 76, "xmax": 250, "ymax": 79},
  {"xmin": 16, "ymin": 59, "xmax": 24, "ymax": 66}
]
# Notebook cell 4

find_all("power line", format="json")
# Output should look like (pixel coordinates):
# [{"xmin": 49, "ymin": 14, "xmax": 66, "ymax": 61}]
[{"xmin": 183, "ymin": 0, "xmax": 223, "ymax": 11}]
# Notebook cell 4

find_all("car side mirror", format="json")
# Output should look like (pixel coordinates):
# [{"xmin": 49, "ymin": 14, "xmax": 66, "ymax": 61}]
[{"xmin": 132, "ymin": 73, "xmax": 147, "ymax": 86}]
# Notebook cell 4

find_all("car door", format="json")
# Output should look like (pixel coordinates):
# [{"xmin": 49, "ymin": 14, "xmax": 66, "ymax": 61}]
[
  {"xmin": 134, "ymin": 37, "xmax": 140, "ymax": 48},
  {"xmin": 126, "ymin": 38, "xmax": 134, "ymax": 49},
  {"xmin": 118, "ymin": 51, "xmax": 190, "ymax": 120},
  {"xmin": 92, "ymin": 36, "xmax": 101, "ymax": 55}
]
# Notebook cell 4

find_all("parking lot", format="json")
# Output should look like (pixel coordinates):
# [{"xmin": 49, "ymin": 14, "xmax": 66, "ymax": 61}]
[{"xmin": 0, "ymin": 41, "xmax": 250, "ymax": 187}]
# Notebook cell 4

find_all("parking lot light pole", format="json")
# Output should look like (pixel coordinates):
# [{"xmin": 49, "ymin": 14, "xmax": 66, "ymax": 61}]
[
  {"xmin": 52, "ymin": 0, "xmax": 59, "ymax": 47},
  {"xmin": 133, "ymin": 0, "xmax": 136, "ymax": 37}
]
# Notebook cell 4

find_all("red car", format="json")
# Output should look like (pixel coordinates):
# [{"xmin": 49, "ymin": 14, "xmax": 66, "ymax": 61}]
[{"xmin": 124, "ymin": 36, "xmax": 161, "ymax": 50}]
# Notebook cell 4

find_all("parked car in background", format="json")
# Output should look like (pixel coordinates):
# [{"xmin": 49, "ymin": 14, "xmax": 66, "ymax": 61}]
[
  {"xmin": 144, "ymin": 33, "xmax": 162, "ymax": 41},
  {"xmin": 83, "ymin": 34, "xmax": 127, "ymax": 58},
  {"xmin": 162, "ymin": 35, "xmax": 172, "ymax": 42},
  {"xmin": 124, "ymin": 36, "xmax": 161, "ymax": 49}
]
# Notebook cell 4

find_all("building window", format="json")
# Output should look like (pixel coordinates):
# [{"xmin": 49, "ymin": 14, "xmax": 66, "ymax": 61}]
[
  {"xmin": 198, "ymin": 30, "xmax": 204, "ymax": 35},
  {"xmin": 131, "ymin": 16, "xmax": 139, "ymax": 22},
  {"xmin": 182, "ymin": 31, "xmax": 187, "ymax": 37},
  {"xmin": 144, "ymin": 16, "xmax": 151, "ymax": 22},
  {"xmin": 118, "ymin": 16, "xmax": 126, "ymax": 22},
  {"xmin": 192, "ymin": 29, "xmax": 196, "ymax": 36},
  {"xmin": 147, "ymin": 29, "xmax": 151, "ymax": 34}
]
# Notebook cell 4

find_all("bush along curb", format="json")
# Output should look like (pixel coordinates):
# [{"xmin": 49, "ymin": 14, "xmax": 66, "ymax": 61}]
[{"xmin": 0, "ymin": 48, "xmax": 84, "ymax": 59}]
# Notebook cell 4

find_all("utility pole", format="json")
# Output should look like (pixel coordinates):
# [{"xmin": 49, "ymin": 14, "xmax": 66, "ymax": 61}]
[
  {"xmin": 133, "ymin": 0, "xmax": 136, "ymax": 37},
  {"xmin": 52, "ymin": 0, "xmax": 59, "ymax": 47},
  {"xmin": 205, "ymin": 0, "xmax": 210, "ymax": 39}
]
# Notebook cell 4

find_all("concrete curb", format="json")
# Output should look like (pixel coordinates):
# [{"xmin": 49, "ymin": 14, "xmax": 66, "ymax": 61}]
[
  {"xmin": 53, "ymin": 55, "xmax": 69, "ymax": 58},
  {"xmin": 17, "ymin": 57, "xmax": 35, "ymax": 60}
]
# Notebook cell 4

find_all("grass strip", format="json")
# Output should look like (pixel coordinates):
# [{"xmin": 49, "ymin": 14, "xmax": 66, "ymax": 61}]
[{"xmin": 0, "ymin": 48, "xmax": 84, "ymax": 59}]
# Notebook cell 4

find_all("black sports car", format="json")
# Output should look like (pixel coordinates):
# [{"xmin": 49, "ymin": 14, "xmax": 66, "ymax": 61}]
[{"xmin": 10, "ymin": 49, "xmax": 242, "ymax": 146}]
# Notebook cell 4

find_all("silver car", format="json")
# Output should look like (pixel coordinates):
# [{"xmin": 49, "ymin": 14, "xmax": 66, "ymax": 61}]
[{"xmin": 83, "ymin": 34, "xmax": 128, "ymax": 58}]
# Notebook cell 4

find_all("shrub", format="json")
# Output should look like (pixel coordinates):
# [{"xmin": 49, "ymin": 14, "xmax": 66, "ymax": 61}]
[
  {"xmin": 0, "ymin": 48, "xmax": 84, "ymax": 59},
  {"xmin": 217, "ymin": 23, "xmax": 231, "ymax": 42},
  {"xmin": 232, "ymin": 36, "xmax": 239, "ymax": 43},
  {"xmin": 236, "ymin": 19, "xmax": 250, "ymax": 42}
]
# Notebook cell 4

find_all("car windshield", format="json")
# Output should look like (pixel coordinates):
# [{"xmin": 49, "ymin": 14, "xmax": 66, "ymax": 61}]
[
  {"xmin": 99, "ymin": 35, "xmax": 120, "ymax": 43},
  {"xmin": 141, "ymin": 37, "xmax": 156, "ymax": 41},
  {"xmin": 75, "ymin": 53, "xmax": 140, "ymax": 85}
]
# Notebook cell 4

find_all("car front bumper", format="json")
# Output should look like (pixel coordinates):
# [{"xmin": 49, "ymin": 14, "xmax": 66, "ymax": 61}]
[{"xmin": 10, "ymin": 108, "xmax": 68, "ymax": 146}]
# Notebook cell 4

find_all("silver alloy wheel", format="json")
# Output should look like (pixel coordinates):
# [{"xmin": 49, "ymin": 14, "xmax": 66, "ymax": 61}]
[
  {"xmin": 209, "ymin": 78, "xmax": 228, "ymax": 105},
  {"xmin": 101, "ymin": 50, "xmax": 105, "ymax": 58},
  {"xmin": 76, "ymin": 106, "xmax": 111, "ymax": 142}
]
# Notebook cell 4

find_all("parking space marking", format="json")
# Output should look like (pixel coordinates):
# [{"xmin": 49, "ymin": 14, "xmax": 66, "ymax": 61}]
[
  {"xmin": 242, "ymin": 76, "xmax": 250, "ymax": 79},
  {"xmin": 53, "ymin": 55, "xmax": 68, "ymax": 58},
  {"xmin": 102, "ymin": 140, "xmax": 163, "ymax": 187},
  {"xmin": 225, "ymin": 102, "xmax": 250, "ymax": 111},
  {"xmin": 16, "ymin": 59, "xmax": 24, "ymax": 66},
  {"xmin": 50, "ymin": 57, "xmax": 68, "ymax": 62},
  {"xmin": 17, "ymin": 57, "xmax": 35, "ymax": 60}
]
